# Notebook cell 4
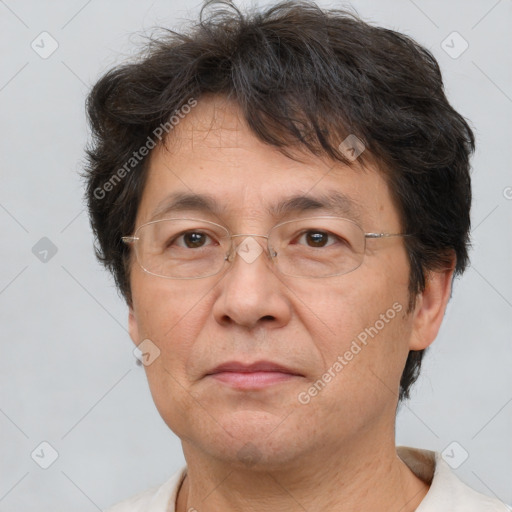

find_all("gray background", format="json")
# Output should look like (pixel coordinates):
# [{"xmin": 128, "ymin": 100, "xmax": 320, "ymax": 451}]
[{"xmin": 1, "ymin": 0, "xmax": 511, "ymax": 510}]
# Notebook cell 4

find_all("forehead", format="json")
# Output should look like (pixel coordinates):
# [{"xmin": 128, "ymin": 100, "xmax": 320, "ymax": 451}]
[{"xmin": 137, "ymin": 96, "xmax": 400, "ymax": 230}]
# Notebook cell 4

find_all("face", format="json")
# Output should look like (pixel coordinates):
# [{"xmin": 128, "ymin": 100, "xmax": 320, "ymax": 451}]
[{"xmin": 128, "ymin": 96, "xmax": 444, "ymax": 470}]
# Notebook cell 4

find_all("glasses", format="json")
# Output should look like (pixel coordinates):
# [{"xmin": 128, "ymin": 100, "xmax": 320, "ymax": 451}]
[{"xmin": 122, "ymin": 216, "xmax": 409, "ymax": 280}]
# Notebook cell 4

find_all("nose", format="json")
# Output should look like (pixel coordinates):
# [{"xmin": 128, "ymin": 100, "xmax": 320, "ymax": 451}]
[{"xmin": 212, "ymin": 234, "xmax": 292, "ymax": 329}]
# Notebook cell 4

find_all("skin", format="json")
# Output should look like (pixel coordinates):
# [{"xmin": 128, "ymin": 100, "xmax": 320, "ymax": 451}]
[{"xmin": 128, "ymin": 95, "xmax": 454, "ymax": 512}]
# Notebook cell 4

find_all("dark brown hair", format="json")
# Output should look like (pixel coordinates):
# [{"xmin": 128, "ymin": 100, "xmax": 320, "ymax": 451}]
[{"xmin": 84, "ymin": 0, "xmax": 475, "ymax": 402}]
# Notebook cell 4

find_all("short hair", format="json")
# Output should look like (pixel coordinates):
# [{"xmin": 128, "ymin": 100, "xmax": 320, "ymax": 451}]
[{"xmin": 84, "ymin": 0, "xmax": 475, "ymax": 402}]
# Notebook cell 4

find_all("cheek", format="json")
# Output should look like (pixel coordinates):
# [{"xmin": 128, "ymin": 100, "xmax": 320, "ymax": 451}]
[
  {"xmin": 296, "ymin": 306, "xmax": 411, "ymax": 434},
  {"xmin": 291, "ymin": 271, "xmax": 403, "ymax": 349},
  {"xmin": 130, "ymin": 273, "xmax": 209, "ymax": 392},
  {"xmin": 131, "ymin": 277, "xmax": 210, "ymax": 435},
  {"xmin": 131, "ymin": 270, "xmax": 206, "ymax": 342},
  {"xmin": 296, "ymin": 264, "xmax": 412, "ymax": 405}
]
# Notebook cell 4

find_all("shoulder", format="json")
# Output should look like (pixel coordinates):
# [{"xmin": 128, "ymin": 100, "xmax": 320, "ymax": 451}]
[
  {"xmin": 397, "ymin": 446, "xmax": 511, "ymax": 512},
  {"xmin": 105, "ymin": 467, "xmax": 187, "ymax": 512}
]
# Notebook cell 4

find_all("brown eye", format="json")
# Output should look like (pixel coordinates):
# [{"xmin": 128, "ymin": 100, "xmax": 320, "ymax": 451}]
[
  {"xmin": 297, "ymin": 230, "xmax": 338, "ymax": 248},
  {"xmin": 305, "ymin": 231, "xmax": 329, "ymax": 247},
  {"xmin": 182, "ymin": 232, "xmax": 208, "ymax": 248},
  {"xmin": 167, "ymin": 231, "xmax": 214, "ymax": 249}
]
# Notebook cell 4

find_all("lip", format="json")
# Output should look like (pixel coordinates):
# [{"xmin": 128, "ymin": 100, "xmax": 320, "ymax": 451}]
[
  {"xmin": 205, "ymin": 361, "xmax": 303, "ymax": 390},
  {"xmin": 207, "ymin": 360, "xmax": 302, "ymax": 376}
]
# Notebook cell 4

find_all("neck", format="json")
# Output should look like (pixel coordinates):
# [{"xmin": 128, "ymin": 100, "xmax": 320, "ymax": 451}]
[{"xmin": 176, "ymin": 437, "xmax": 430, "ymax": 512}]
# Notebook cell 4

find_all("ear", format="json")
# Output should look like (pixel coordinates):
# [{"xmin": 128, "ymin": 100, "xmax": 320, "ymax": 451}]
[
  {"xmin": 128, "ymin": 305, "xmax": 141, "ymax": 346},
  {"xmin": 409, "ymin": 260, "xmax": 455, "ymax": 351}
]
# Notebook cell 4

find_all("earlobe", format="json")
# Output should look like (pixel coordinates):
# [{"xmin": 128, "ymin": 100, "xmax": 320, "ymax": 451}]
[
  {"xmin": 409, "ymin": 264, "xmax": 455, "ymax": 351},
  {"xmin": 128, "ymin": 305, "xmax": 140, "ymax": 346}
]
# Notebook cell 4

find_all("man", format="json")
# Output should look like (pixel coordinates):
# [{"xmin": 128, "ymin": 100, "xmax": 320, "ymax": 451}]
[{"xmin": 84, "ymin": 1, "xmax": 510, "ymax": 510}]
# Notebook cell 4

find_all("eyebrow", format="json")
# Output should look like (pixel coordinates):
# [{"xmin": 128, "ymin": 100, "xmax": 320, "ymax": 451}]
[{"xmin": 149, "ymin": 190, "xmax": 363, "ymax": 223}]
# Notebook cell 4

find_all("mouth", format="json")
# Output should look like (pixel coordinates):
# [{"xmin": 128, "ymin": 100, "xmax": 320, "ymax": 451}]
[{"xmin": 205, "ymin": 361, "xmax": 304, "ymax": 390}]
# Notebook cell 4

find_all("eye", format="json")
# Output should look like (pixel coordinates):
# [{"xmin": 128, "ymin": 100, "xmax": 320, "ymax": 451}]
[
  {"xmin": 168, "ymin": 230, "xmax": 216, "ymax": 249},
  {"xmin": 296, "ymin": 230, "xmax": 340, "ymax": 248}
]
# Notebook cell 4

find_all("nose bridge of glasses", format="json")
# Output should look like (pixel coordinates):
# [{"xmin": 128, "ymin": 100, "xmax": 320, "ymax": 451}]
[{"xmin": 226, "ymin": 233, "xmax": 273, "ymax": 265}]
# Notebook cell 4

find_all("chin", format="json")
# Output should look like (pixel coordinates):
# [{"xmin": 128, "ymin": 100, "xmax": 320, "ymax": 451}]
[
  {"xmin": 188, "ymin": 410, "xmax": 314, "ymax": 469},
  {"xmin": 210, "ymin": 437, "xmax": 307, "ymax": 472}
]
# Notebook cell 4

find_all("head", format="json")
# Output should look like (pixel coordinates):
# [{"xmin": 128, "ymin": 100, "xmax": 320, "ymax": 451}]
[{"xmin": 84, "ymin": 1, "xmax": 474, "ymax": 467}]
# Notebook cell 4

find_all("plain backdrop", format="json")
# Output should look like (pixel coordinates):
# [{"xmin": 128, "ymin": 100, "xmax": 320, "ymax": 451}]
[{"xmin": 1, "ymin": 0, "xmax": 511, "ymax": 510}]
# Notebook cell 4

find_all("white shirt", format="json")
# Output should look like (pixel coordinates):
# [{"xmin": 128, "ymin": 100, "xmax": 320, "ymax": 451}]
[{"xmin": 106, "ymin": 446, "xmax": 511, "ymax": 511}]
